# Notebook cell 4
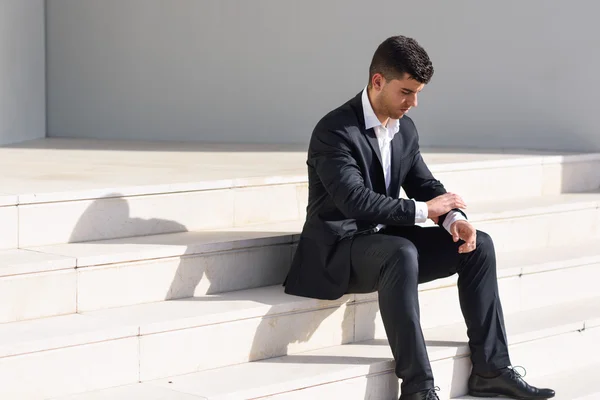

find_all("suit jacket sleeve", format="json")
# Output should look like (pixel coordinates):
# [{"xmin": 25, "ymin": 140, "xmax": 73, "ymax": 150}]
[
  {"xmin": 402, "ymin": 150, "xmax": 467, "ymax": 225},
  {"xmin": 310, "ymin": 127, "xmax": 416, "ymax": 226},
  {"xmin": 402, "ymin": 150, "xmax": 446, "ymax": 201}
]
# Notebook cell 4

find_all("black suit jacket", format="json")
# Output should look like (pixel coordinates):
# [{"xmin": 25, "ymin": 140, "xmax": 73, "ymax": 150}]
[{"xmin": 284, "ymin": 91, "xmax": 463, "ymax": 300}]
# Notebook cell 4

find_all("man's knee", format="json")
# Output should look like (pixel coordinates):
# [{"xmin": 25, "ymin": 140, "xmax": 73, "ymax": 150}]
[
  {"xmin": 472, "ymin": 230, "xmax": 497, "ymax": 272},
  {"xmin": 381, "ymin": 242, "xmax": 419, "ymax": 284},
  {"xmin": 475, "ymin": 230, "xmax": 495, "ymax": 253}
]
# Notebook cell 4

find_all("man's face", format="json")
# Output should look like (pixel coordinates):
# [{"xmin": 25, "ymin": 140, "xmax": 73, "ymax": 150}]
[{"xmin": 374, "ymin": 73, "xmax": 425, "ymax": 120}]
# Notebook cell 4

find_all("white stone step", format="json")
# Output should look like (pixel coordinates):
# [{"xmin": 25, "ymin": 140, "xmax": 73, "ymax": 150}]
[
  {"xmin": 1, "ymin": 141, "xmax": 598, "ymax": 248},
  {"xmin": 0, "ymin": 220, "xmax": 299, "ymax": 323},
  {"xmin": 27, "ymin": 189, "xmax": 600, "ymax": 266},
  {"xmin": 3, "ymin": 215, "xmax": 598, "ymax": 327},
  {"xmin": 21, "ymin": 189, "xmax": 600, "ymax": 273},
  {"xmin": 16, "ymin": 180, "xmax": 308, "ymax": 248},
  {"xmin": 0, "ymin": 288, "xmax": 350, "ymax": 399},
  {"xmin": 0, "ymin": 207, "xmax": 598, "ymax": 324},
  {"xmin": 1, "ymin": 285, "xmax": 597, "ymax": 399},
  {"xmin": 454, "ymin": 365, "xmax": 600, "ymax": 400},
  {"xmin": 0, "ymin": 190, "xmax": 597, "ymax": 325},
  {"xmin": 0, "ymin": 250, "xmax": 77, "ymax": 324},
  {"xmin": 47, "ymin": 301, "xmax": 600, "ymax": 400},
  {"xmin": 426, "ymin": 152, "xmax": 600, "ymax": 202},
  {"xmin": 0, "ymin": 221, "xmax": 301, "ymax": 322},
  {"xmin": 50, "ymin": 385, "xmax": 207, "ymax": 400},
  {"xmin": 0, "ymin": 197, "xmax": 18, "ymax": 250},
  {"xmin": 2, "ymin": 140, "xmax": 598, "ymax": 204},
  {"xmin": 87, "ymin": 289, "xmax": 600, "ymax": 381},
  {"xmin": 431, "ymin": 190, "xmax": 600, "ymax": 251}
]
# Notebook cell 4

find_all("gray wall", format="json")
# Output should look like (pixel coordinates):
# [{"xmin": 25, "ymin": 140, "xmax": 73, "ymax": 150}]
[
  {"xmin": 46, "ymin": 1, "xmax": 600, "ymax": 151},
  {"xmin": 0, "ymin": 0, "xmax": 45, "ymax": 146}
]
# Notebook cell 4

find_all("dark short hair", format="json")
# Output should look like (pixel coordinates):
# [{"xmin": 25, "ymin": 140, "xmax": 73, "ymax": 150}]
[{"xmin": 369, "ymin": 36, "xmax": 434, "ymax": 85}]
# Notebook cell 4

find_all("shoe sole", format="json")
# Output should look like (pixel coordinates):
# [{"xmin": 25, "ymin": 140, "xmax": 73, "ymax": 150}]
[{"xmin": 468, "ymin": 391, "xmax": 552, "ymax": 399}]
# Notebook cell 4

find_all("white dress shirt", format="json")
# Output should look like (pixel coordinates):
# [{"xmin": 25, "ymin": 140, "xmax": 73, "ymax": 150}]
[{"xmin": 361, "ymin": 87, "xmax": 467, "ymax": 234}]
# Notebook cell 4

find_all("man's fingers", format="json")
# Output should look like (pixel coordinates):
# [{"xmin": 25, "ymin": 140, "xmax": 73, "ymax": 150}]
[
  {"xmin": 446, "ymin": 194, "xmax": 467, "ymax": 210},
  {"xmin": 428, "ymin": 193, "xmax": 469, "ymax": 218},
  {"xmin": 451, "ymin": 226, "xmax": 460, "ymax": 242},
  {"xmin": 458, "ymin": 241, "xmax": 477, "ymax": 254},
  {"xmin": 453, "ymin": 197, "xmax": 467, "ymax": 209}
]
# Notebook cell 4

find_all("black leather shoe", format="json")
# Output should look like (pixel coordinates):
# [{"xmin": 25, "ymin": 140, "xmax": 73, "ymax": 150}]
[
  {"xmin": 399, "ymin": 387, "xmax": 440, "ymax": 400},
  {"xmin": 468, "ymin": 367, "xmax": 555, "ymax": 399}
]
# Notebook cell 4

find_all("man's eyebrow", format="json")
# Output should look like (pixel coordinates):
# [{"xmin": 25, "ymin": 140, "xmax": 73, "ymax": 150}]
[{"xmin": 401, "ymin": 87, "xmax": 422, "ymax": 94}]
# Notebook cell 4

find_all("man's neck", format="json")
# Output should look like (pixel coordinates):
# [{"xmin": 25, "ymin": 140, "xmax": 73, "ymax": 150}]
[{"xmin": 367, "ymin": 87, "xmax": 390, "ymax": 127}]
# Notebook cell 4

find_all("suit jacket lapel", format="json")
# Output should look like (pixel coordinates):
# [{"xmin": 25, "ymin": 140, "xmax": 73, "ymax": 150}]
[
  {"xmin": 349, "ymin": 91, "xmax": 385, "ymax": 192},
  {"xmin": 365, "ymin": 128, "xmax": 383, "ymax": 168}
]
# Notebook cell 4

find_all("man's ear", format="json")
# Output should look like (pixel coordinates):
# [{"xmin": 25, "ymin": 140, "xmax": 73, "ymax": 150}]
[{"xmin": 371, "ymin": 73, "xmax": 385, "ymax": 91}]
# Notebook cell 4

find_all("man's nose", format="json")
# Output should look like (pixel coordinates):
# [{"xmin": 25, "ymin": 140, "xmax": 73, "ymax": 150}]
[{"xmin": 409, "ymin": 93, "xmax": 418, "ymax": 108}]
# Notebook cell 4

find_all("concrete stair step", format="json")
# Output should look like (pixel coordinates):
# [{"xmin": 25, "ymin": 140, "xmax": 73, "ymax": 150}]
[
  {"xmin": 46, "ymin": 299, "xmax": 600, "ymax": 400},
  {"xmin": 0, "ymin": 220, "xmax": 300, "ymax": 323},
  {"xmin": 26, "ymin": 189, "xmax": 600, "ymax": 265},
  {"xmin": 0, "ymin": 284, "xmax": 598, "ymax": 399},
  {"xmin": 50, "ymin": 385, "xmax": 206, "ymax": 400},
  {"xmin": 124, "ymin": 324, "xmax": 600, "ymax": 400},
  {"xmin": 0, "ymin": 208, "xmax": 598, "ymax": 323},
  {"xmin": 25, "ymin": 181, "xmax": 600, "ymax": 272},
  {"xmin": 421, "ymin": 189, "xmax": 600, "ymax": 251},
  {"xmin": 11, "ymin": 184, "xmax": 600, "ymax": 277},
  {"xmin": 1, "ymin": 148, "xmax": 598, "ymax": 249},
  {"xmin": 30, "ymin": 220, "xmax": 302, "ymax": 270},
  {"xmin": 12, "ymin": 180, "xmax": 308, "ymax": 248},
  {"xmin": 1, "ymin": 141, "xmax": 598, "ymax": 204},
  {"xmin": 0, "ymin": 249, "xmax": 78, "ymax": 325},
  {"xmin": 424, "ymin": 152, "xmax": 600, "ymax": 203}
]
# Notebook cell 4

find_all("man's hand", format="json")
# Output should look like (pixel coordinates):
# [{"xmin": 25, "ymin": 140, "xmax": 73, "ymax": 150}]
[
  {"xmin": 450, "ymin": 220, "xmax": 477, "ymax": 253},
  {"xmin": 426, "ymin": 193, "xmax": 466, "ymax": 220}
]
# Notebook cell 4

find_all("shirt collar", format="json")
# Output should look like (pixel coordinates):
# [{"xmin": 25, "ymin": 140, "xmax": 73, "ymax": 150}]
[{"xmin": 361, "ymin": 87, "xmax": 400, "ymax": 133}]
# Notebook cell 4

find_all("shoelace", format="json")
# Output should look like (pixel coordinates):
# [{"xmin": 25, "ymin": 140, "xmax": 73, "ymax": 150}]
[
  {"xmin": 506, "ymin": 365, "xmax": 527, "ymax": 381},
  {"xmin": 425, "ymin": 386, "xmax": 441, "ymax": 400}
]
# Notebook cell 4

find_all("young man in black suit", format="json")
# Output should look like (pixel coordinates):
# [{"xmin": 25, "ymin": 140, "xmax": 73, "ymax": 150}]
[{"xmin": 284, "ymin": 36, "xmax": 555, "ymax": 400}]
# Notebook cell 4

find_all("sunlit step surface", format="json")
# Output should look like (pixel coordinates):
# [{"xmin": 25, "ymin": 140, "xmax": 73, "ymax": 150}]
[
  {"xmin": 49, "ymin": 299, "xmax": 600, "ymax": 400},
  {"xmin": 2, "ymin": 294, "xmax": 598, "ymax": 399},
  {"xmin": 1, "ymin": 138, "xmax": 599, "ymax": 248}
]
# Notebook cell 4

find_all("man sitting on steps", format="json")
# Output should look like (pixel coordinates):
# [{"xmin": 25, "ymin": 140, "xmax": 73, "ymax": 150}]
[{"xmin": 283, "ymin": 35, "xmax": 556, "ymax": 400}]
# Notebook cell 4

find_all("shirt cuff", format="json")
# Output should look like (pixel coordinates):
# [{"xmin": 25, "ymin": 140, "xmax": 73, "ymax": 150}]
[
  {"xmin": 442, "ymin": 210, "xmax": 468, "ymax": 234},
  {"xmin": 412, "ymin": 199, "xmax": 428, "ymax": 223}
]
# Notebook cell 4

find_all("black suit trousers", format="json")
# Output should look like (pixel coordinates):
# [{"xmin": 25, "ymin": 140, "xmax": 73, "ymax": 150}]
[{"xmin": 348, "ymin": 225, "xmax": 511, "ymax": 394}]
